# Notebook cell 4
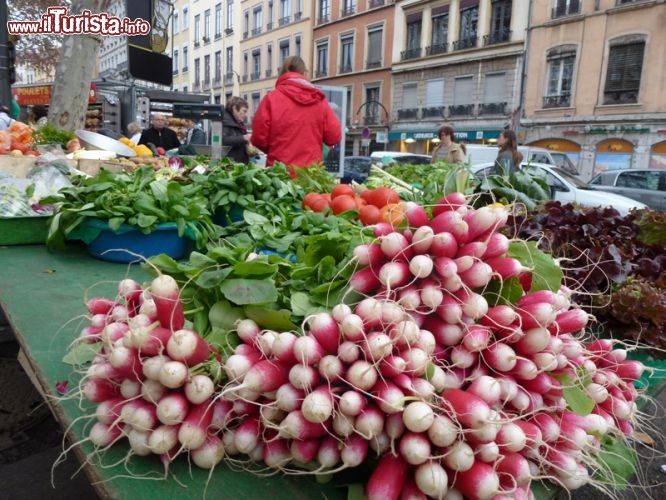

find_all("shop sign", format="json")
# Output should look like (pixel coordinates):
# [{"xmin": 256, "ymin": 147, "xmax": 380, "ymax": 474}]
[
  {"xmin": 390, "ymin": 130, "xmax": 500, "ymax": 141},
  {"xmin": 14, "ymin": 82, "xmax": 97, "ymax": 106},
  {"xmin": 584, "ymin": 125, "xmax": 650, "ymax": 134}
]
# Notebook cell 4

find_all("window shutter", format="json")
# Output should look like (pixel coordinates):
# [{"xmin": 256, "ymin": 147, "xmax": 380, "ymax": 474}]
[
  {"xmin": 605, "ymin": 42, "xmax": 644, "ymax": 91},
  {"xmin": 454, "ymin": 76, "xmax": 474, "ymax": 105},
  {"xmin": 402, "ymin": 83, "xmax": 418, "ymax": 108},
  {"xmin": 483, "ymin": 73, "xmax": 505, "ymax": 103},
  {"xmin": 368, "ymin": 29, "xmax": 382, "ymax": 63},
  {"xmin": 426, "ymin": 79, "xmax": 444, "ymax": 106}
]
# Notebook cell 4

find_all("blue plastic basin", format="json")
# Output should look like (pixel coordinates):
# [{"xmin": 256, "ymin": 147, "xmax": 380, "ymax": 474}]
[{"xmin": 85, "ymin": 219, "xmax": 187, "ymax": 263}]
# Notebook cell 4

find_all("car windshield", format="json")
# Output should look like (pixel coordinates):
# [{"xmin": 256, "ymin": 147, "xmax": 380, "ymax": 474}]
[
  {"xmin": 550, "ymin": 166, "xmax": 587, "ymax": 187},
  {"xmin": 550, "ymin": 153, "xmax": 578, "ymax": 174}
]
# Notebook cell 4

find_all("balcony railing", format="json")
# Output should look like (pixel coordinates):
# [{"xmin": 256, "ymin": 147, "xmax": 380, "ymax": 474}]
[
  {"xmin": 202, "ymin": 79, "xmax": 211, "ymax": 91},
  {"xmin": 339, "ymin": 64, "xmax": 352, "ymax": 74},
  {"xmin": 425, "ymin": 43, "xmax": 448, "ymax": 56},
  {"xmin": 251, "ymin": 27, "xmax": 262, "ymax": 36},
  {"xmin": 242, "ymin": 75, "xmax": 248, "ymax": 83},
  {"xmin": 397, "ymin": 108, "xmax": 418, "ymax": 120},
  {"xmin": 182, "ymin": 66, "xmax": 188, "ymax": 72},
  {"xmin": 616, "ymin": 0, "xmax": 649, "ymax": 4},
  {"xmin": 224, "ymin": 27, "xmax": 234, "ymax": 35},
  {"xmin": 317, "ymin": 14, "xmax": 329, "ymax": 24},
  {"xmin": 242, "ymin": 31, "xmax": 248, "ymax": 40},
  {"xmin": 542, "ymin": 94, "xmax": 571, "ymax": 108},
  {"xmin": 294, "ymin": 12, "xmax": 302, "ymax": 21},
  {"xmin": 278, "ymin": 16, "xmax": 290, "ymax": 26},
  {"xmin": 369, "ymin": 0, "xmax": 385, "ymax": 7},
  {"xmin": 266, "ymin": 22, "xmax": 273, "ymax": 31},
  {"xmin": 265, "ymin": 69, "xmax": 273, "ymax": 78},
  {"xmin": 478, "ymin": 102, "xmax": 507, "ymax": 115},
  {"xmin": 401, "ymin": 47, "xmax": 422, "ymax": 60},
  {"xmin": 193, "ymin": 81, "xmax": 201, "ymax": 92},
  {"xmin": 315, "ymin": 69, "xmax": 328, "ymax": 78},
  {"xmin": 366, "ymin": 60, "xmax": 382, "ymax": 69},
  {"xmin": 448, "ymin": 104, "xmax": 475, "ymax": 116},
  {"xmin": 250, "ymin": 72, "xmax": 260, "ymax": 81},
  {"xmin": 364, "ymin": 114, "xmax": 379, "ymax": 125},
  {"xmin": 603, "ymin": 89, "xmax": 638, "ymax": 105},
  {"xmin": 224, "ymin": 72, "xmax": 234, "ymax": 84},
  {"xmin": 203, "ymin": 36, "xmax": 210, "ymax": 43},
  {"xmin": 421, "ymin": 106, "xmax": 445, "ymax": 119},
  {"xmin": 552, "ymin": 0, "xmax": 581, "ymax": 18},
  {"xmin": 452, "ymin": 37, "xmax": 477, "ymax": 51},
  {"xmin": 483, "ymin": 29, "xmax": 511, "ymax": 46},
  {"xmin": 194, "ymin": 40, "xmax": 200, "ymax": 47},
  {"xmin": 341, "ymin": 7, "xmax": 355, "ymax": 17},
  {"xmin": 213, "ymin": 77, "xmax": 221, "ymax": 87}
]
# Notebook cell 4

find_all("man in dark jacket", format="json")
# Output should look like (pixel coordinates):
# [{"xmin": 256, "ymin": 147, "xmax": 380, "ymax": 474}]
[
  {"xmin": 222, "ymin": 96, "xmax": 251, "ymax": 164},
  {"xmin": 138, "ymin": 113, "xmax": 181, "ymax": 151},
  {"xmin": 172, "ymin": 119, "xmax": 207, "ymax": 155}
]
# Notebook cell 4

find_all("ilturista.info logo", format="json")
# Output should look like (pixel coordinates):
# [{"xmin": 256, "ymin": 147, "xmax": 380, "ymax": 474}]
[{"xmin": 7, "ymin": 7, "xmax": 151, "ymax": 36}]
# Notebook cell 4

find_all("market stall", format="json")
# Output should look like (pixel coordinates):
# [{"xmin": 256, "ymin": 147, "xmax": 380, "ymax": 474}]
[{"xmin": 0, "ymin": 243, "xmax": 346, "ymax": 499}]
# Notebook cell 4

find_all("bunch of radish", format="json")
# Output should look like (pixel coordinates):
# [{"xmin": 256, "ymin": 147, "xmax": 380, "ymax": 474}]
[
  {"xmin": 214, "ymin": 193, "xmax": 645, "ymax": 499},
  {"xmin": 76, "ymin": 274, "xmax": 227, "ymax": 470}
]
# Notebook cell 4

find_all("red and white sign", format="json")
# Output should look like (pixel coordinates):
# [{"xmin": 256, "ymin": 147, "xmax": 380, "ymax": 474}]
[{"xmin": 13, "ymin": 82, "xmax": 97, "ymax": 106}]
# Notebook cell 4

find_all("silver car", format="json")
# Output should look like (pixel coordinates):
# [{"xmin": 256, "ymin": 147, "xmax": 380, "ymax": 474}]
[
  {"xmin": 472, "ymin": 162, "xmax": 648, "ymax": 216},
  {"xmin": 587, "ymin": 169, "xmax": 665, "ymax": 211}
]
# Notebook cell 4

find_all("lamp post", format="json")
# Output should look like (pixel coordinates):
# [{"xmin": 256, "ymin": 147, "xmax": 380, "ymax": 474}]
[{"xmin": 355, "ymin": 100, "xmax": 390, "ymax": 152}]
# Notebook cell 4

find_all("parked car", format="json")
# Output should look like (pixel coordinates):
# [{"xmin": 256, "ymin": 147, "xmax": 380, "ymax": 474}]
[
  {"xmin": 587, "ymin": 169, "xmax": 665, "ymax": 211},
  {"xmin": 518, "ymin": 146, "xmax": 579, "ymax": 175},
  {"xmin": 340, "ymin": 156, "xmax": 372, "ymax": 184},
  {"xmin": 370, "ymin": 151, "xmax": 432, "ymax": 167},
  {"xmin": 471, "ymin": 162, "xmax": 647, "ymax": 215}
]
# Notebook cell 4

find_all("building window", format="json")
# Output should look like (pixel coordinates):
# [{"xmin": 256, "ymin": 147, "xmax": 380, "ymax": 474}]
[
  {"xmin": 340, "ymin": 35, "xmax": 353, "ymax": 73},
  {"xmin": 173, "ymin": 50, "xmax": 179, "ymax": 74},
  {"xmin": 456, "ymin": 3, "xmax": 478, "ymax": 50},
  {"xmin": 398, "ymin": 83, "xmax": 418, "ymax": 120},
  {"xmin": 173, "ymin": 12, "xmax": 179, "ymax": 34},
  {"xmin": 295, "ymin": 35, "xmax": 301, "ymax": 56},
  {"xmin": 194, "ymin": 57, "xmax": 201, "ymax": 85},
  {"xmin": 316, "ymin": 41, "xmax": 328, "ymax": 77},
  {"xmin": 279, "ymin": 39, "xmax": 289, "ymax": 63},
  {"xmin": 253, "ymin": 7, "xmax": 263, "ymax": 35},
  {"xmin": 423, "ymin": 79, "xmax": 445, "ymax": 118},
  {"xmin": 318, "ymin": 0, "xmax": 330, "ymax": 23},
  {"xmin": 194, "ymin": 14, "xmax": 200, "ymax": 45},
  {"xmin": 215, "ymin": 3, "xmax": 222, "ymax": 38},
  {"xmin": 251, "ymin": 50, "xmax": 261, "ymax": 80},
  {"xmin": 403, "ymin": 14, "xmax": 421, "ymax": 60},
  {"xmin": 366, "ymin": 26, "xmax": 382, "ymax": 69},
  {"xmin": 603, "ymin": 39, "xmax": 645, "ymax": 105},
  {"xmin": 486, "ymin": 0, "xmax": 511, "ymax": 45},
  {"xmin": 342, "ymin": 0, "xmax": 356, "ymax": 17},
  {"xmin": 451, "ymin": 76, "xmax": 474, "ymax": 116},
  {"xmin": 204, "ymin": 9, "xmax": 211, "ymax": 42},
  {"xmin": 552, "ymin": 0, "xmax": 580, "ymax": 19},
  {"xmin": 364, "ymin": 86, "xmax": 380, "ymax": 124},
  {"xmin": 252, "ymin": 93, "xmax": 261, "ymax": 116},
  {"xmin": 266, "ymin": 43, "xmax": 273, "ymax": 77},
  {"xmin": 226, "ymin": 0, "xmax": 234, "ymax": 32},
  {"xmin": 225, "ymin": 47, "xmax": 234, "ymax": 82},
  {"xmin": 182, "ymin": 7, "xmax": 188, "ymax": 30},
  {"xmin": 544, "ymin": 47, "xmax": 575, "ymax": 108},
  {"xmin": 279, "ymin": 0, "xmax": 291, "ymax": 25},
  {"xmin": 480, "ymin": 73, "xmax": 507, "ymax": 115},
  {"xmin": 429, "ymin": 9, "xmax": 448, "ymax": 55},
  {"xmin": 214, "ymin": 51, "xmax": 222, "ymax": 82},
  {"xmin": 182, "ymin": 45, "xmax": 189, "ymax": 71},
  {"xmin": 204, "ymin": 54, "xmax": 211, "ymax": 83}
]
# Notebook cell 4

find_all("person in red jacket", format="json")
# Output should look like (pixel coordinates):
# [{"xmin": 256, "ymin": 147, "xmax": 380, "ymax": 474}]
[{"xmin": 250, "ymin": 55, "xmax": 341, "ymax": 174}]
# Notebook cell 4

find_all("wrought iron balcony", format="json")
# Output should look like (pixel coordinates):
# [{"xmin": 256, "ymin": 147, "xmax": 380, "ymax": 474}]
[
  {"xmin": 317, "ymin": 14, "xmax": 329, "ymax": 25},
  {"xmin": 603, "ymin": 89, "xmax": 638, "ymax": 105},
  {"xmin": 278, "ymin": 16, "xmax": 290, "ymax": 26},
  {"xmin": 542, "ymin": 94, "xmax": 571, "ymax": 108},
  {"xmin": 315, "ymin": 69, "xmax": 328, "ymax": 78},
  {"xmin": 339, "ymin": 64, "xmax": 352, "ymax": 74},
  {"xmin": 448, "ymin": 104, "xmax": 475, "ymax": 116},
  {"xmin": 615, "ymin": 0, "xmax": 649, "ymax": 4},
  {"xmin": 366, "ymin": 60, "xmax": 382, "ymax": 69},
  {"xmin": 369, "ymin": 0, "xmax": 385, "ymax": 7},
  {"xmin": 425, "ymin": 43, "xmax": 448, "ymax": 56},
  {"xmin": 203, "ymin": 36, "xmax": 210, "ymax": 43},
  {"xmin": 213, "ymin": 77, "xmax": 221, "ymax": 87},
  {"xmin": 224, "ymin": 72, "xmax": 234, "ymax": 84},
  {"xmin": 452, "ymin": 37, "xmax": 477, "ymax": 51},
  {"xmin": 250, "ymin": 72, "xmax": 260, "ymax": 81},
  {"xmin": 483, "ymin": 29, "xmax": 511, "ymax": 46},
  {"xmin": 294, "ymin": 12, "xmax": 302, "ymax": 20},
  {"xmin": 202, "ymin": 79, "xmax": 211, "ymax": 91},
  {"xmin": 242, "ymin": 75, "xmax": 248, "ymax": 83},
  {"xmin": 552, "ymin": 0, "xmax": 580, "ymax": 18},
  {"xmin": 421, "ymin": 106, "xmax": 445, "ymax": 119},
  {"xmin": 266, "ymin": 22, "xmax": 273, "ymax": 31},
  {"xmin": 251, "ymin": 27, "xmax": 262, "ymax": 36},
  {"xmin": 193, "ymin": 81, "xmax": 201, "ymax": 92},
  {"xmin": 242, "ymin": 32, "xmax": 248, "ymax": 40},
  {"xmin": 397, "ymin": 108, "xmax": 419, "ymax": 120},
  {"xmin": 478, "ymin": 102, "xmax": 507, "ymax": 115},
  {"xmin": 401, "ymin": 47, "xmax": 422, "ymax": 60},
  {"xmin": 265, "ymin": 69, "xmax": 272, "ymax": 78},
  {"xmin": 341, "ymin": 7, "xmax": 355, "ymax": 17},
  {"xmin": 363, "ymin": 114, "xmax": 379, "ymax": 125}
]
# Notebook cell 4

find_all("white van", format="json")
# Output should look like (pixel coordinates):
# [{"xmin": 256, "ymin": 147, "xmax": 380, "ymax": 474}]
[
  {"xmin": 370, "ymin": 151, "xmax": 432, "ymax": 167},
  {"xmin": 462, "ymin": 144, "xmax": 500, "ymax": 166},
  {"xmin": 518, "ymin": 146, "xmax": 578, "ymax": 174}
]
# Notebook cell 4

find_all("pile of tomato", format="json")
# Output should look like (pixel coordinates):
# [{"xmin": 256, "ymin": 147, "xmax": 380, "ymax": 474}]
[{"xmin": 302, "ymin": 185, "xmax": 405, "ymax": 226}]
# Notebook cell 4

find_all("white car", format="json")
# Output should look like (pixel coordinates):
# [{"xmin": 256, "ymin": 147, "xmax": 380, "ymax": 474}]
[{"xmin": 472, "ymin": 162, "xmax": 647, "ymax": 215}]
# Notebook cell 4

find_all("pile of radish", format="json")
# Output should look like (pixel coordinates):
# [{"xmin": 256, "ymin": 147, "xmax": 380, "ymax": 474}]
[{"xmin": 72, "ymin": 192, "xmax": 646, "ymax": 499}]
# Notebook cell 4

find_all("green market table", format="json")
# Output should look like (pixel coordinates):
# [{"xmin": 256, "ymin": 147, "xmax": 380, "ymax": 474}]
[{"xmin": 0, "ymin": 244, "xmax": 347, "ymax": 500}]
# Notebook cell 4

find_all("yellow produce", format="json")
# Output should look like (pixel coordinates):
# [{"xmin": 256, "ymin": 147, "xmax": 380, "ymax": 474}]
[{"xmin": 134, "ymin": 144, "xmax": 153, "ymax": 157}]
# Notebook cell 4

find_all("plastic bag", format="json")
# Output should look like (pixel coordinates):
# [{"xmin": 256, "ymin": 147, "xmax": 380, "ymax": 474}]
[{"xmin": 26, "ymin": 163, "xmax": 73, "ymax": 212}]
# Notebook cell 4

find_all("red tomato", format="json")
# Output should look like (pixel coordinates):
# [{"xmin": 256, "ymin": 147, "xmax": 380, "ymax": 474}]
[
  {"xmin": 331, "ymin": 184, "xmax": 356, "ymax": 199},
  {"xmin": 302, "ymin": 192, "xmax": 321, "ymax": 209},
  {"xmin": 359, "ymin": 204, "xmax": 382, "ymax": 225},
  {"xmin": 310, "ymin": 197, "xmax": 330, "ymax": 213},
  {"xmin": 369, "ymin": 187, "xmax": 400, "ymax": 208},
  {"xmin": 330, "ymin": 195, "xmax": 358, "ymax": 215}
]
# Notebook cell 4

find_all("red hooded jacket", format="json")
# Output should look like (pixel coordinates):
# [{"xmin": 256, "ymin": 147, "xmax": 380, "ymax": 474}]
[{"xmin": 251, "ymin": 72, "xmax": 342, "ymax": 169}]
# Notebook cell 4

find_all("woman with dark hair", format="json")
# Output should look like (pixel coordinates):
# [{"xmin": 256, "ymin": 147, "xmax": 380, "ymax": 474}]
[
  {"xmin": 431, "ymin": 125, "xmax": 466, "ymax": 163},
  {"xmin": 251, "ymin": 55, "xmax": 341, "ymax": 172},
  {"xmin": 222, "ymin": 96, "xmax": 251, "ymax": 163},
  {"xmin": 494, "ymin": 129, "xmax": 523, "ymax": 174}
]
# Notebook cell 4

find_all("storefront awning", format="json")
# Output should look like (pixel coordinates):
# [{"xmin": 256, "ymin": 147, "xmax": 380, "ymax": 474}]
[{"xmin": 388, "ymin": 129, "xmax": 502, "ymax": 141}]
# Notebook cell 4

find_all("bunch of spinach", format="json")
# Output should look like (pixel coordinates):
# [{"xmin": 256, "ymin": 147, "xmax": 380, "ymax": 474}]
[{"xmin": 42, "ymin": 165, "xmax": 219, "ymax": 250}]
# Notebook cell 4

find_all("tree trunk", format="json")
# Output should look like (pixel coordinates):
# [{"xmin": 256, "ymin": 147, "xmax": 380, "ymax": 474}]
[{"xmin": 48, "ymin": 0, "xmax": 109, "ymax": 131}]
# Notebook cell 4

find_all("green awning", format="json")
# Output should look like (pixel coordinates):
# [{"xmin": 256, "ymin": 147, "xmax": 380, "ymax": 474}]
[{"xmin": 388, "ymin": 129, "xmax": 502, "ymax": 141}]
